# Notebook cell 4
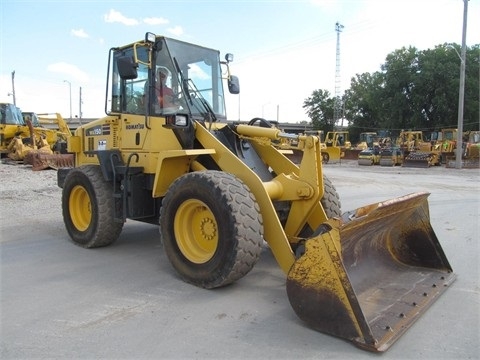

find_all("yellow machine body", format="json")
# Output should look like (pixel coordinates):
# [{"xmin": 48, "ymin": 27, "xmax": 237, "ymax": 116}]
[{"xmin": 58, "ymin": 33, "xmax": 455, "ymax": 352}]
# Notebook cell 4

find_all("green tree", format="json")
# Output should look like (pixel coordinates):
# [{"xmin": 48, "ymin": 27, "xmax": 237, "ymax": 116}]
[
  {"xmin": 344, "ymin": 71, "xmax": 385, "ymax": 141},
  {"xmin": 413, "ymin": 45, "xmax": 459, "ymax": 128},
  {"xmin": 381, "ymin": 46, "xmax": 419, "ymax": 130},
  {"xmin": 450, "ymin": 43, "xmax": 480, "ymax": 131},
  {"xmin": 304, "ymin": 43, "xmax": 479, "ymax": 136},
  {"xmin": 303, "ymin": 89, "xmax": 335, "ymax": 131}
]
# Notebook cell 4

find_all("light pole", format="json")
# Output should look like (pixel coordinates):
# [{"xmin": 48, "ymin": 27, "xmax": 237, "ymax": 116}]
[
  {"xmin": 454, "ymin": 0, "xmax": 468, "ymax": 169},
  {"xmin": 63, "ymin": 80, "xmax": 72, "ymax": 123}
]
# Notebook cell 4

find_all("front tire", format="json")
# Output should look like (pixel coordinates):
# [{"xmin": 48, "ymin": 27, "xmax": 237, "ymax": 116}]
[
  {"xmin": 62, "ymin": 165, "xmax": 123, "ymax": 248},
  {"xmin": 160, "ymin": 171, "xmax": 263, "ymax": 289},
  {"xmin": 322, "ymin": 175, "xmax": 342, "ymax": 218}
]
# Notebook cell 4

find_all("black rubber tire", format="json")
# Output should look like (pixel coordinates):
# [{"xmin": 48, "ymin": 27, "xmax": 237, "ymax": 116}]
[
  {"xmin": 321, "ymin": 175, "xmax": 342, "ymax": 218},
  {"xmin": 160, "ymin": 171, "xmax": 264, "ymax": 289},
  {"xmin": 62, "ymin": 165, "xmax": 123, "ymax": 248},
  {"xmin": 322, "ymin": 152, "xmax": 330, "ymax": 164}
]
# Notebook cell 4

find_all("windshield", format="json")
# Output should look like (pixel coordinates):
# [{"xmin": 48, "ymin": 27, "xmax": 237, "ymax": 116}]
[
  {"xmin": 164, "ymin": 38, "xmax": 226, "ymax": 120},
  {"xmin": 0, "ymin": 103, "xmax": 24, "ymax": 125},
  {"xmin": 22, "ymin": 112, "xmax": 40, "ymax": 127},
  {"xmin": 107, "ymin": 36, "xmax": 227, "ymax": 121}
]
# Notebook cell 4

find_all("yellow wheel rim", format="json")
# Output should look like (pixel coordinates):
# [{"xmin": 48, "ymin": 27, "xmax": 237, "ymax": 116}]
[
  {"xmin": 174, "ymin": 199, "xmax": 219, "ymax": 264},
  {"xmin": 69, "ymin": 185, "xmax": 92, "ymax": 232}
]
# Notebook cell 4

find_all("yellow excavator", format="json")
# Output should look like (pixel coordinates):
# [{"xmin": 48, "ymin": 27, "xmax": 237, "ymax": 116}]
[{"xmin": 57, "ymin": 33, "xmax": 454, "ymax": 352}]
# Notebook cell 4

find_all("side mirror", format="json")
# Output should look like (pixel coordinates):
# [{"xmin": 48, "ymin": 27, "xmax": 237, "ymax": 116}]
[
  {"xmin": 117, "ymin": 56, "xmax": 138, "ymax": 80},
  {"xmin": 228, "ymin": 75, "xmax": 240, "ymax": 94}
]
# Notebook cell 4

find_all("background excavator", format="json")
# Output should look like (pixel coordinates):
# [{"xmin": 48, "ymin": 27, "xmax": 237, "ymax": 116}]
[{"xmin": 57, "ymin": 33, "xmax": 455, "ymax": 352}]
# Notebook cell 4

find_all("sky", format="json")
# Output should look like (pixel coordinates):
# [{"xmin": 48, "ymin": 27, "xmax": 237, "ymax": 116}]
[{"xmin": 1, "ymin": 0, "xmax": 479, "ymax": 124}]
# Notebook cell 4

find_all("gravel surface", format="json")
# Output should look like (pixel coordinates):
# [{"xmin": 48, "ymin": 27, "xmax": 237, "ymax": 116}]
[{"xmin": 0, "ymin": 163, "xmax": 61, "ymax": 231}]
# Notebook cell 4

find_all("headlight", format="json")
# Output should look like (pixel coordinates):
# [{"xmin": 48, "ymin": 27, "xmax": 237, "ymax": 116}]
[
  {"xmin": 175, "ymin": 115, "xmax": 187, "ymax": 126},
  {"xmin": 225, "ymin": 53, "xmax": 234, "ymax": 63},
  {"xmin": 145, "ymin": 32, "xmax": 156, "ymax": 43},
  {"xmin": 165, "ymin": 114, "xmax": 189, "ymax": 128}
]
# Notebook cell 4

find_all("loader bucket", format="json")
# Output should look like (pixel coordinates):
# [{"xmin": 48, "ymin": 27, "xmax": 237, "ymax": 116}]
[{"xmin": 286, "ymin": 192, "xmax": 454, "ymax": 352}]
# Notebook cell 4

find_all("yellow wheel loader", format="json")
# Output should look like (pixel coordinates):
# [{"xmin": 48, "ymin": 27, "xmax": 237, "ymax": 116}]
[
  {"xmin": 57, "ymin": 33, "xmax": 455, "ymax": 352},
  {"xmin": 322, "ymin": 131, "xmax": 351, "ymax": 163}
]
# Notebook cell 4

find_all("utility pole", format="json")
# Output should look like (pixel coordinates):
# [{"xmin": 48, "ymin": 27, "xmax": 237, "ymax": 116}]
[
  {"xmin": 455, "ymin": 0, "xmax": 468, "ymax": 169},
  {"xmin": 10, "ymin": 71, "xmax": 17, "ymax": 106},
  {"xmin": 334, "ymin": 22, "xmax": 344, "ymax": 128},
  {"xmin": 78, "ymin": 86, "xmax": 83, "ymax": 125}
]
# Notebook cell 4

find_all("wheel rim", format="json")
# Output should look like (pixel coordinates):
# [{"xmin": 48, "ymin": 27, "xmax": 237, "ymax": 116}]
[
  {"xmin": 174, "ymin": 199, "xmax": 219, "ymax": 264},
  {"xmin": 69, "ymin": 185, "xmax": 92, "ymax": 231}
]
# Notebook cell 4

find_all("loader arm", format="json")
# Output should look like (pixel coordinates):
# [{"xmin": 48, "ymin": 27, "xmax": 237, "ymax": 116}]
[
  {"xmin": 193, "ymin": 122, "xmax": 329, "ymax": 273},
  {"xmin": 243, "ymin": 130, "xmax": 329, "ymax": 236}
]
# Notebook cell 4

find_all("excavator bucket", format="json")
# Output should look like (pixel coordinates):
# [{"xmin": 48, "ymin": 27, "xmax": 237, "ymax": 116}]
[{"xmin": 286, "ymin": 192, "xmax": 454, "ymax": 352}]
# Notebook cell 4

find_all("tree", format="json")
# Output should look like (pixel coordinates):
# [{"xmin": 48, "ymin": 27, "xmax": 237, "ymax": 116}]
[
  {"xmin": 454, "ymin": 43, "xmax": 479, "ymax": 131},
  {"xmin": 303, "ymin": 89, "xmax": 335, "ymax": 131},
  {"xmin": 413, "ymin": 45, "xmax": 460, "ymax": 128},
  {"xmin": 304, "ymin": 43, "xmax": 479, "ymax": 137},
  {"xmin": 344, "ymin": 71, "xmax": 385, "ymax": 140},
  {"xmin": 381, "ymin": 46, "xmax": 420, "ymax": 130}
]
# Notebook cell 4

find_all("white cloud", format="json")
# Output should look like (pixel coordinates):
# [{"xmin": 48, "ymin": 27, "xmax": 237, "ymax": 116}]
[
  {"xmin": 167, "ymin": 26, "xmax": 184, "ymax": 37},
  {"xmin": 104, "ymin": 9, "xmax": 139, "ymax": 26},
  {"xmin": 47, "ymin": 62, "xmax": 90, "ymax": 83},
  {"xmin": 188, "ymin": 64, "xmax": 210, "ymax": 80},
  {"xmin": 71, "ymin": 28, "xmax": 89, "ymax": 38},
  {"xmin": 143, "ymin": 16, "xmax": 169, "ymax": 25}
]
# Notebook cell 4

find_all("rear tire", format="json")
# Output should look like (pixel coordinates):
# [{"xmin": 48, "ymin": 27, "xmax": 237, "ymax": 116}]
[
  {"xmin": 160, "ymin": 171, "xmax": 263, "ymax": 289},
  {"xmin": 62, "ymin": 165, "xmax": 123, "ymax": 248}
]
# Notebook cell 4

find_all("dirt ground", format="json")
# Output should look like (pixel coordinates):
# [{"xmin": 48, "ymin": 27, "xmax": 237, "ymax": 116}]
[{"xmin": 0, "ymin": 160, "xmax": 479, "ymax": 359}]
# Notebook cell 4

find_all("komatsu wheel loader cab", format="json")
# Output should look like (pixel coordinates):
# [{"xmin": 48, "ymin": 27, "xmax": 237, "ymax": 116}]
[{"xmin": 58, "ymin": 33, "xmax": 455, "ymax": 352}]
